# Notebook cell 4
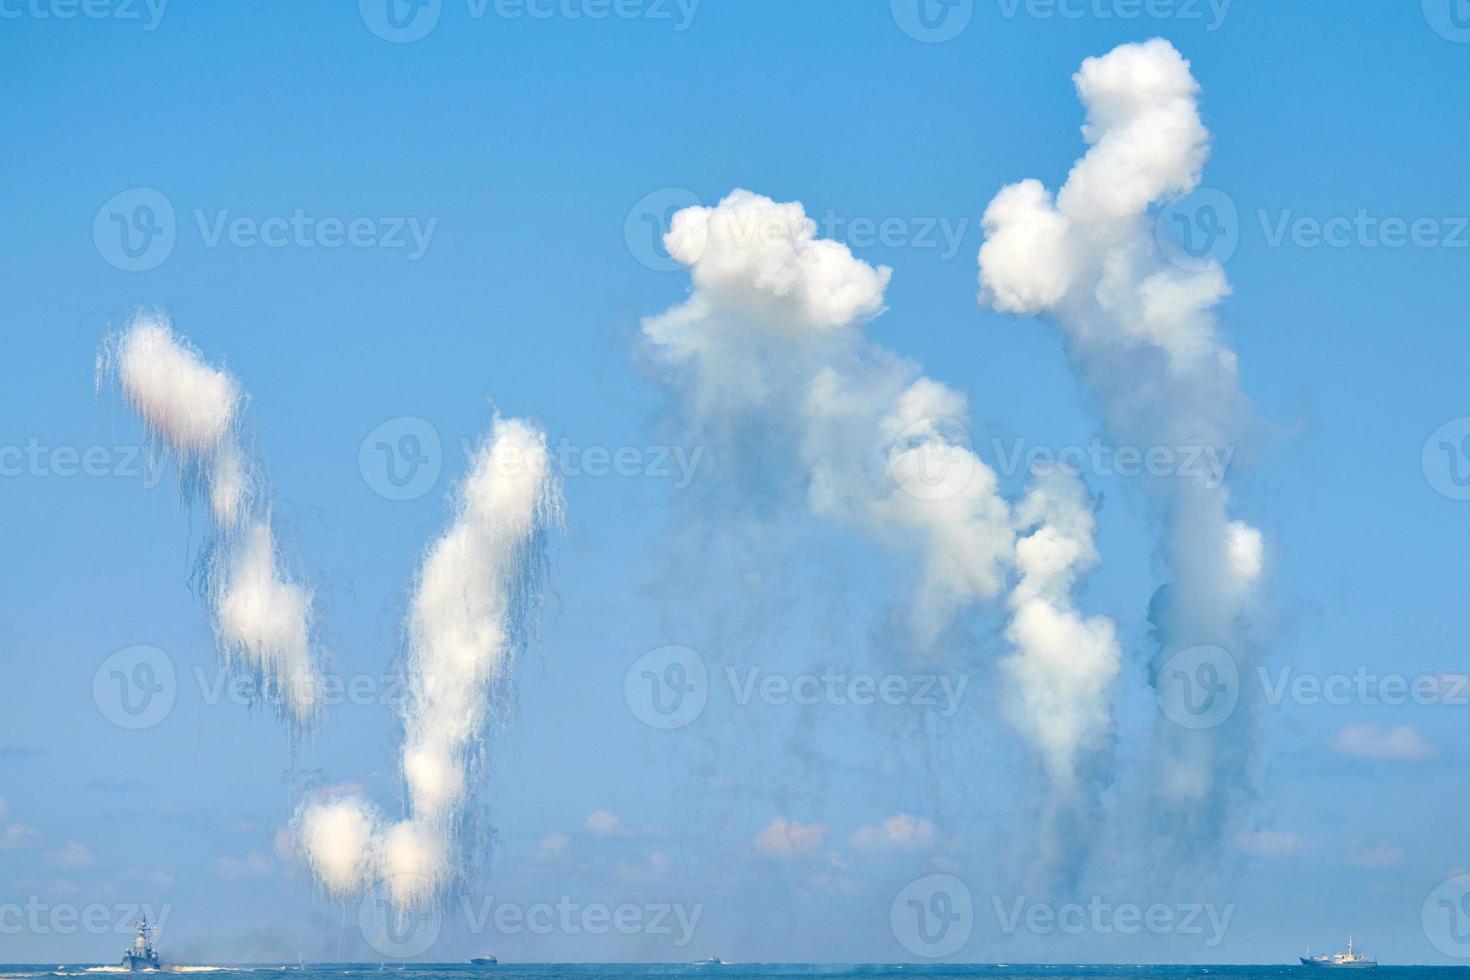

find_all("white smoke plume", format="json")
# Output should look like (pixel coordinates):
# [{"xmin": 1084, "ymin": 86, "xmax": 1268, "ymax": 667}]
[
  {"xmin": 100, "ymin": 313, "xmax": 324, "ymax": 728},
  {"xmin": 1001, "ymin": 469, "xmax": 1121, "ymax": 870},
  {"xmin": 644, "ymin": 188, "xmax": 1013, "ymax": 642},
  {"xmin": 646, "ymin": 190, "xmax": 1125, "ymax": 871},
  {"xmin": 294, "ymin": 415, "xmax": 562, "ymax": 911},
  {"xmin": 977, "ymin": 39, "xmax": 1267, "ymax": 842}
]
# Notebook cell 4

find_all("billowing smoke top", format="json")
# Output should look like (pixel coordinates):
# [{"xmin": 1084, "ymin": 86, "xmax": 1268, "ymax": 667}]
[
  {"xmin": 977, "ymin": 39, "xmax": 1267, "ymax": 845},
  {"xmin": 100, "ymin": 313, "xmax": 324, "ymax": 728},
  {"xmin": 644, "ymin": 188, "xmax": 1011, "ymax": 642},
  {"xmin": 295, "ymin": 414, "xmax": 562, "ymax": 911}
]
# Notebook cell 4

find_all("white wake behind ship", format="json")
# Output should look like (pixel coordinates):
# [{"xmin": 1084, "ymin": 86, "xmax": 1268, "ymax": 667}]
[{"xmin": 1301, "ymin": 937, "xmax": 1377, "ymax": 969}]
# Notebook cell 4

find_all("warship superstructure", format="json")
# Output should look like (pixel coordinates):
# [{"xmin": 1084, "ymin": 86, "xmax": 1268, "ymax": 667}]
[{"xmin": 121, "ymin": 915, "xmax": 162, "ymax": 971}]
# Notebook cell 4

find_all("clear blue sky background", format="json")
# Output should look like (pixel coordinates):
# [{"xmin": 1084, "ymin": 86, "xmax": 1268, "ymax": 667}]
[{"xmin": 2, "ymin": 0, "xmax": 1469, "ymax": 966}]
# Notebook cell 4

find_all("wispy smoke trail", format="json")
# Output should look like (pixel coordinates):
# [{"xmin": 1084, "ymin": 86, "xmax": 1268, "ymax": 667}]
[
  {"xmin": 643, "ymin": 188, "xmax": 1013, "ymax": 642},
  {"xmin": 100, "ymin": 313, "xmax": 324, "ymax": 728},
  {"xmin": 977, "ymin": 39, "xmax": 1267, "ymax": 844},
  {"xmin": 295, "ymin": 415, "xmax": 562, "ymax": 911},
  {"xmin": 645, "ymin": 190, "xmax": 1123, "ymax": 873}
]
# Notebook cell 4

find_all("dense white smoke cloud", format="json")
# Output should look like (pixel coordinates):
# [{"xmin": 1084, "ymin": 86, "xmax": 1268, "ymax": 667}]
[
  {"xmin": 977, "ymin": 39, "xmax": 1266, "ymax": 841},
  {"xmin": 101, "ymin": 313, "xmax": 323, "ymax": 727},
  {"xmin": 645, "ymin": 189, "xmax": 1013, "ymax": 642},
  {"xmin": 646, "ymin": 189, "xmax": 1124, "ymax": 872},
  {"xmin": 295, "ymin": 415, "xmax": 562, "ymax": 911},
  {"xmin": 1002, "ymin": 469, "xmax": 1120, "ymax": 869}
]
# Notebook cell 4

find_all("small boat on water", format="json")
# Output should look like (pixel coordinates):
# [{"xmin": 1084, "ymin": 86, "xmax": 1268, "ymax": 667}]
[
  {"xmin": 693, "ymin": 954, "xmax": 725, "ymax": 967},
  {"xmin": 468, "ymin": 955, "xmax": 498, "ymax": 966},
  {"xmin": 1301, "ymin": 937, "xmax": 1378, "ymax": 969}
]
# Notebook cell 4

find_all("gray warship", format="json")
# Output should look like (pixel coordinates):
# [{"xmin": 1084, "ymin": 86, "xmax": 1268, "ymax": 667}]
[{"xmin": 121, "ymin": 915, "xmax": 162, "ymax": 971}]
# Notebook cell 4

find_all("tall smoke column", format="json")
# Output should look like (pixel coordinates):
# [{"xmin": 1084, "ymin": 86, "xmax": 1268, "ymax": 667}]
[
  {"xmin": 1002, "ymin": 469, "xmax": 1120, "ymax": 873},
  {"xmin": 100, "ymin": 313, "xmax": 324, "ymax": 728},
  {"xmin": 644, "ymin": 189, "xmax": 1015, "ymax": 642},
  {"xmin": 977, "ymin": 39, "xmax": 1267, "ymax": 843},
  {"xmin": 294, "ymin": 414, "xmax": 562, "ymax": 912}
]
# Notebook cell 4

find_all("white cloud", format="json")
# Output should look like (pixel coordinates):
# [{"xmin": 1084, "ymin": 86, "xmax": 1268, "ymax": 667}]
[
  {"xmin": 216, "ymin": 852, "xmax": 274, "ymax": 879},
  {"xmin": 1349, "ymin": 842, "xmax": 1405, "ymax": 869},
  {"xmin": 1236, "ymin": 829, "xmax": 1305, "ymax": 858},
  {"xmin": 582, "ymin": 809, "xmax": 631, "ymax": 838},
  {"xmin": 534, "ymin": 832, "xmax": 572, "ymax": 860},
  {"xmin": 754, "ymin": 817, "xmax": 827, "ymax": 860},
  {"xmin": 44, "ymin": 842, "xmax": 95, "ymax": 870},
  {"xmin": 1332, "ymin": 724, "xmax": 1435, "ymax": 762},
  {"xmin": 848, "ymin": 814, "xmax": 936, "ymax": 853},
  {"xmin": 0, "ymin": 824, "xmax": 38, "ymax": 851}
]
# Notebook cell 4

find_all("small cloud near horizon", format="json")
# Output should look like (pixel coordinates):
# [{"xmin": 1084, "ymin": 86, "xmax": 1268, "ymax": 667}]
[
  {"xmin": 755, "ymin": 817, "xmax": 827, "ymax": 860},
  {"xmin": 1236, "ymin": 829, "xmax": 1306, "ymax": 858},
  {"xmin": 582, "ymin": 809, "xmax": 631, "ymax": 837},
  {"xmin": 1332, "ymin": 724, "xmax": 1435, "ymax": 762},
  {"xmin": 44, "ymin": 842, "xmax": 96, "ymax": 870},
  {"xmin": 849, "ymin": 813, "xmax": 936, "ymax": 853}
]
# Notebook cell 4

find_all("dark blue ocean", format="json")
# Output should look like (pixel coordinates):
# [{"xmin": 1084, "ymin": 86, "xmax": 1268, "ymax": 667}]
[{"xmin": 6, "ymin": 966, "xmax": 1470, "ymax": 980}]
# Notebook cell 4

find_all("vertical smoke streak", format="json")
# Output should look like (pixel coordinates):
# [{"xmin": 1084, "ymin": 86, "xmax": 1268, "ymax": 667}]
[
  {"xmin": 977, "ymin": 39, "xmax": 1267, "ymax": 844},
  {"xmin": 100, "ymin": 312, "xmax": 324, "ymax": 728},
  {"xmin": 294, "ymin": 414, "xmax": 562, "ymax": 911},
  {"xmin": 1001, "ymin": 469, "xmax": 1120, "ymax": 873}
]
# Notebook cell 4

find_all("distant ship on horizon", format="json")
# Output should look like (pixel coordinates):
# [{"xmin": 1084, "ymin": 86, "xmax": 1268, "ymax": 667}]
[
  {"xmin": 468, "ymin": 954, "xmax": 497, "ymax": 967},
  {"xmin": 1301, "ymin": 936, "xmax": 1378, "ymax": 969},
  {"xmin": 120, "ymin": 915, "xmax": 161, "ymax": 971}
]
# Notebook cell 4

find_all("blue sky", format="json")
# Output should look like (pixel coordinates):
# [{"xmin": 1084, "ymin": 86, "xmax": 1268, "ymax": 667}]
[{"xmin": 3, "ymin": 0, "xmax": 1470, "ymax": 967}]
